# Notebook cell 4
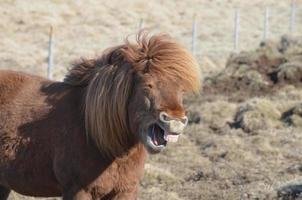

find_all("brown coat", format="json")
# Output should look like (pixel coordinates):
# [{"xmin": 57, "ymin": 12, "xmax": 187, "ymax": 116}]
[{"xmin": 0, "ymin": 70, "xmax": 146, "ymax": 199}]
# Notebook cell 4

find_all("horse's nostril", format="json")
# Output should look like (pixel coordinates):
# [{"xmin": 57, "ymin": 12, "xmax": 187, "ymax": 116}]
[
  {"xmin": 181, "ymin": 116, "xmax": 188, "ymax": 126},
  {"xmin": 160, "ymin": 112, "xmax": 188, "ymax": 126},
  {"xmin": 163, "ymin": 114, "xmax": 168, "ymax": 121},
  {"xmin": 159, "ymin": 112, "xmax": 171, "ymax": 122}
]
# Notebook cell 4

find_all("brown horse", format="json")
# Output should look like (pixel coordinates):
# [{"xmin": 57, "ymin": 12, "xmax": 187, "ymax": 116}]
[{"xmin": 0, "ymin": 33, "xmax": 200, "ymax": 200}]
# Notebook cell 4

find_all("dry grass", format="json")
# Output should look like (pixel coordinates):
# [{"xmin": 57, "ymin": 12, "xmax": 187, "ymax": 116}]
[{"xmin": 233, "ymin": 98, "xmax": 283, "ymax": 133}]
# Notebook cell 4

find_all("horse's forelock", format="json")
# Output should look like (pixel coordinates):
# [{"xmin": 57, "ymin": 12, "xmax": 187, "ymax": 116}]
[{"xmin": 121, "ymin": 32, "xmax": 201, "ymax": 93}]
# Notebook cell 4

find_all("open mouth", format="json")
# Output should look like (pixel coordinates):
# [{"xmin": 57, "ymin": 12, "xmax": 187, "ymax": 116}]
[{"xmin": 147, "ymin": 123, "xmax": 180, "ymax": 148}]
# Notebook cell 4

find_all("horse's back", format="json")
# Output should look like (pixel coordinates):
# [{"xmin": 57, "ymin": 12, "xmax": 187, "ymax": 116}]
[
  {"xmin": 0, "ymin": 70, "xmax": 49, "ymax": 131},
  {"xmin": 0, "ymin": 70, "xmax": 39, "ymax": 104},
  {"xmin": 0, "ymin": 70, "xmax": 48, "ymax": 136}
]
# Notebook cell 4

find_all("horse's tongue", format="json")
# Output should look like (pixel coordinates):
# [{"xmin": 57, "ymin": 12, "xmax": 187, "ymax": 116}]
[{"xmin": 164, "ymin": 133, "xmax": 179, "ymax": 142}]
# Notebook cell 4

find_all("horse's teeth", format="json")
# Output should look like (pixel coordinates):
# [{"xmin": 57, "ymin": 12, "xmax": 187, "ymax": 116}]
[
  {"xmin": 164, "ymin": 134, "xmax": 179, "ymax": 142},
  {"xmin": 164, "ymin": 134, "xmax": 168, "ymax": 141}
]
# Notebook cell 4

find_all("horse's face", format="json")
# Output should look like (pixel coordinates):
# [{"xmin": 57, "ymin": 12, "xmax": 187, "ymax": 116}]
[{"xmin": 128, "ymin": 74, "xmax": 188, "ymax": 154}]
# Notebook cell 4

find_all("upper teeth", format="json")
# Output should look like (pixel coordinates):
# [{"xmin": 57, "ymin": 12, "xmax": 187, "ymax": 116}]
[{"xmin": 164, "ymin": 132, "xmax": 179, "ymax": 142}]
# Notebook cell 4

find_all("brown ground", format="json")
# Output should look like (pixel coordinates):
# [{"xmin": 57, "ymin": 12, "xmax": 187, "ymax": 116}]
[
  {"xmin": 2, "ymin": 0, "xmax": 302, "ymax": 200},
  {"xmin": 203, "ymin": 35, "xmax": 302, "ymax": 101}
]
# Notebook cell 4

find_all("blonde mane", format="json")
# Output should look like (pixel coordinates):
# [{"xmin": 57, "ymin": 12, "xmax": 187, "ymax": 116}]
[{"xmin": 64, "ymin": 32, "xmax": 201, "ymax": 157}]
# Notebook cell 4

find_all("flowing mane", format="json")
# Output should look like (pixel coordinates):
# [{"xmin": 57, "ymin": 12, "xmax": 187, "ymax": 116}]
[{"xmin": 64, "ymin": 32, "xmax": 201, "ymax": 158}]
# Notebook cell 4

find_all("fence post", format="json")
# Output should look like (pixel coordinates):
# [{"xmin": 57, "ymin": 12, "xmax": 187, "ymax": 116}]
[
  {"xmin": 191, "ymin": 15, "xmax": 197, "ymax": 55},
  {"xmin": 234, "ymin": 8, "xmax": 240, "ymax": 51},
  {"xmin": 290, "ymin": 0, "xmax": 296, "ymax": 33},
  {"xmin": 47, "ymin": 26, "xmax": 54, "ymax": 80},
  {"xmin": 263, "ymin": 7, "xmax": 269, "ymax": 40},
  {"xmin": 138, "ymin": 18, "xmax": 144, "ymax": 30}
]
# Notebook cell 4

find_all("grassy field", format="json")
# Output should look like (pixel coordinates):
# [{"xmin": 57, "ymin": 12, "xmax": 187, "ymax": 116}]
[{"xmin": 2, "ymin": 0, "xmax": 302, "ymax": 199}]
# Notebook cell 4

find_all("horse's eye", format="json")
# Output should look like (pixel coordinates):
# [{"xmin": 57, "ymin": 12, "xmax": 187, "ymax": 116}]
[{"xmin": 147, "ymin": 84, "xmax": 153, "ymax": 89}]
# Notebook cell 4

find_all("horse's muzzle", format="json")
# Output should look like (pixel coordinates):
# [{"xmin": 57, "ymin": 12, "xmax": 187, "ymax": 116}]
[{"xmin": 158, "ymin": 111, "xmax": 188, "ymax": 135}]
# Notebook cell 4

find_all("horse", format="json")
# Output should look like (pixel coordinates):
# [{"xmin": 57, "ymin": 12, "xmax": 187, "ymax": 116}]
[{"xmin": 0, "ymin": 32, "xmax": 200, "ymax": 200}]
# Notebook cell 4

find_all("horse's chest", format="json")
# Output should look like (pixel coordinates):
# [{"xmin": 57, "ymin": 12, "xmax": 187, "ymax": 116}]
[
  {"xmin": 0, "ymin": 134, "xmax": 60, "ymax": 196},
  {"xmin": 87, "ymin": 158, "xmax": 143, "ymax": 198}
]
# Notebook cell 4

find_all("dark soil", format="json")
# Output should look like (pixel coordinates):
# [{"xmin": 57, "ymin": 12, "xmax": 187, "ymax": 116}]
[{"xmin": 203, "ymin": 35, "xmax": 302, "ymax": 101}]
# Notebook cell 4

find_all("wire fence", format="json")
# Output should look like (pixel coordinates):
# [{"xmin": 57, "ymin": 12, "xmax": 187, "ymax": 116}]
[
  {"xmin": 47, "ymin": 26, "xmax": 54, "ymax": 80},
  {"xmin": 46, "ymin": 0, "xmax": 301, "ymax": 79}
]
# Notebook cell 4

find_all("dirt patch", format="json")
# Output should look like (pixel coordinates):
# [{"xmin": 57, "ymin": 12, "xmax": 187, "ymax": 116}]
[{"xmin": 203, "ymin": 35, "xmax": 302, "ymax": 101}]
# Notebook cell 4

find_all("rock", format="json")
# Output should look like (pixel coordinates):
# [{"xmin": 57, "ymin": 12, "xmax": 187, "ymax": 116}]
[
  {"xmin": 185, "ymin": 170, "xmax": 205, "ymax": 182},
  {"xmin": 188, "ymin": 111, "xmax": 201, "ymax": 124},
  {"xmin": 277, "ymin": 183, "xmax": 302, "ymax": 200},
  {"xmin": 282, "ymin": 103, "xmax": 302, "ymax": 127},
  {"xmin": 286, "ymin": 164, "xmax": 302, "ymax": 174}
]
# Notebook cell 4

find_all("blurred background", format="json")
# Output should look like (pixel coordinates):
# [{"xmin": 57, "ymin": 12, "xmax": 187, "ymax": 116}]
[{"xmin": 2, "ymin": 0, "xmax": 302, "ymax": 199}]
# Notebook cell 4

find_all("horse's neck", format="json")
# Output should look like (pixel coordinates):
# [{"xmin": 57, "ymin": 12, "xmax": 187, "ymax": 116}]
[{"xmin": 115, "ymin": 143, "xmax": 147, "ymax": 172}]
